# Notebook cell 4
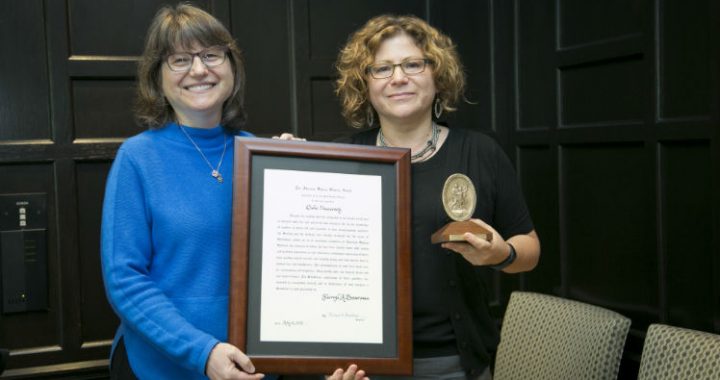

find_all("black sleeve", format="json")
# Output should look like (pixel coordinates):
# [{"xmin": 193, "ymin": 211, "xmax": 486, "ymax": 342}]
[{"xmin": 490, "ymin": 140, "xmax": 534, "ymax": 238}]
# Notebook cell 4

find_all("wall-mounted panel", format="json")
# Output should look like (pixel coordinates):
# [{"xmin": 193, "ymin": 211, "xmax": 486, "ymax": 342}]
[
  {"xmin": 310, "ymin": 79, "xmax": 348, "ymax": 140},
  {"xmin": 68, "ymin": 0, "xmax": 208, "ymax": 56},
  {"xmin": 559, "ymin": 0, "xmax": 643, "ymax": 48},
  {"xmin": 0, "ymin": 193, "xmax": 48, "ymax": 314},
  {"xmin": 72, "ymin": 80, "xmax": 141, "ymax": 139},
  {"xmin": 516, "ymin": 0, "xmax": 556, "ymax": 130},
  {"xmin": 76, "ymin": 161, "xmax": 117, "ymax": 344},
  {"xmin": 518, "ymin": 146, "xmax": 560, "ymax": 294},
  {"xmin": 660, "ymin": 141, "xmax": 713, "ymax": 331},
  {"xmin": 0, "ymin": 0, "xmax": 51, "ymax": 141},
  {"xmin": 231, "ymin": 0, "xmax": 293, "ymax": 136},
  {"xmin": 0, "ymin": 163, "xmax": 58, "ymax": 350},
  {"xmin": 658, "ymin": 0, "xmax": 711, "ymax": 120},
  {"xmin": 431, "ymin": 0, "xmax": 492, "ymax": 132},
  {"xmin": 560, "ymin": 56, "xmax": 644, "ymax": 126},
  {"xmin": 306, "ymin": 0, "xmax": 425, "ymax": 61},
  {"xmin": 563, "ymin": 144, "xmax": 657, "ymax": 325}
]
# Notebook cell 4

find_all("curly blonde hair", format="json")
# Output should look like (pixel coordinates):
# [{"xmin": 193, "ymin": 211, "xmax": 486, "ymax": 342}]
[
  {"xmin": 335, "ymin": 14, "xmax": 465, "ymax": 128},
  {"xmin": 135, "ymin": 3, "xmax": 247, "ymax": 130}
]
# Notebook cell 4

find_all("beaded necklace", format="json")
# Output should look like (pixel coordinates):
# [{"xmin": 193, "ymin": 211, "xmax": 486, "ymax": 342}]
[{"xmin": 378, "ymin": 122, "xmax": 440, "ymax": 162}]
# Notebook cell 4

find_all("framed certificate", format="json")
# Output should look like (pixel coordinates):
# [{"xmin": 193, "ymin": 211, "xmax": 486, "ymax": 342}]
[{"xmin": 229, "ymin": 137, "xmax": 412, "ymax": 375}]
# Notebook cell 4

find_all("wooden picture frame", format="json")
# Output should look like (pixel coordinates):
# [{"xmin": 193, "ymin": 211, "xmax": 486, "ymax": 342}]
[{"xmin": 229, "ymin": 137, "xmax": 412, "ymax": 375}]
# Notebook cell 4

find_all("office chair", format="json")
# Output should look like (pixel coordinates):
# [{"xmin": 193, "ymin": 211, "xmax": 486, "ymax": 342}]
[
  {"xmin": 494, "ymin": 291, "xmax": 631, "ymax": 380},
  {"xmin": 637, "ymin": 323, "xmax": 720, "ymax": 379}
]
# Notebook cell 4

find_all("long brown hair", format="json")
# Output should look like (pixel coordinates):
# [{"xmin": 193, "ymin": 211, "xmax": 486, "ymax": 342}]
[{"xmin": 134, "ymin": 3, "xmax": 247, "ymax": 130}]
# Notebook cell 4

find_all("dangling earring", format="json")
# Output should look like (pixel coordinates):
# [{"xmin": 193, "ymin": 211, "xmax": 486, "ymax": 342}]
[
  {"xmin": 366, "ymin": 107, "xmax": 375, "ymax": 127},
  {"xmin": 434, "ymin": 97, "xmax": 443, "ymax": 119}
]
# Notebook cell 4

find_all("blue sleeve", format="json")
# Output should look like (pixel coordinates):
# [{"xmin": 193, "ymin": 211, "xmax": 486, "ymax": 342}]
[{"xmin": 101, "ymin": 147, "xmax": 219, "ymax": 375}]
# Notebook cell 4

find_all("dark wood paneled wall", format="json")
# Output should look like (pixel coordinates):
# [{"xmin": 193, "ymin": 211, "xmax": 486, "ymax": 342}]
[
  {"xmin": 0, "ymin": 0, "xmax": 717, "ymax": 378},
  {"xmin": 514, "ymin": 0, "xmax": 719, "ymax": 376}
]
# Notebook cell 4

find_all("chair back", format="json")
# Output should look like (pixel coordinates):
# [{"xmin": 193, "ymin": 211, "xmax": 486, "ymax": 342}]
[
  {"xmin": 494, "ymin": 291, "xmax": 631, "ymax": 380},
  {"xmin": 638, "ymin": 323, "xmax": 720, "ymax": 379}
]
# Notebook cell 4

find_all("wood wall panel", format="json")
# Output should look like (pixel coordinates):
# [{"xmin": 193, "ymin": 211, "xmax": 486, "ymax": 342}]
[
  {"xmin": 658, "ymin": 0, "xmax": 711, "ymax": 120},
  {"xmin": 306, "ymin": 0, "xmax": 425, "ymax": 61},
  {"xmin": 517, "ymin": 146, "xmax": 560, "ymax": 295},
  {"xmin": 72, "ymin": 80, "xmax": 140, "ymax": 139},
  {"xmin": 559, "ymin": 0, "xmax": 643, "ymax": 48},
  {"xmin": 230, "ymin": 0, "xmax": 293, "ymax": 136},
  {"xmin": 560, "ymin": 57, "xmax": 645, "ymax": 126},
  {"xmin": 430, "ymin": 0, "xmax": 492, "ymax": 133},
  {"xmin": 563, "ymin": 144, "xmax": 658, "ymax": 324},
  {"xmin": 516, "ymin": 0, "xmax": 556, "ymax": 130},
  {"xmin": 76, "ymin": 162, "xmax": 117, "ymax": 345},
  {"xmin": 67, "ymin": 0, "xmax": 208, "ymax": 56},
  {"xmin": 309, "ymin": 79, "xmax": 345, "ymax": 139},
  {"xmin": 0, "ymin": 0, "xmax": 51, "ymax": 141},
  {"xmin": 517, "ymin": 2, "xmax": 718, "ymax": 377},
  {"xmin": 661, "ymin": 141, "xmax": 714, "ymax": 331}
]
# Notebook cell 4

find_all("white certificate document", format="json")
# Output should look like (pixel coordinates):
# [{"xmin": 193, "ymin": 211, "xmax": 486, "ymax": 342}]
[{"xmin": 260, "ymin": 169, "xmax": 383, "ymax": 343}]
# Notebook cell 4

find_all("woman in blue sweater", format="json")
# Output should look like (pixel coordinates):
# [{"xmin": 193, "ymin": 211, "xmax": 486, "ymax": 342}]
[{"xmin": 101, "ymin": 4, "xmax": 366, "ymax": 380}]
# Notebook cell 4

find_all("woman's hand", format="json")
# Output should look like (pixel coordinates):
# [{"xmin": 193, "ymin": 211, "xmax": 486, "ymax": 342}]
[
  {"xmin": 441, "ymin": 218, "xmax": 509, "ymax": 267},
  {"xmin": 206, "ymin": 343, "xmax": 265, "ymax": 380},
  {"xmin": 272, "ymin": 133, "xmax": 306, "ymax": 141},
  {"xmin": 442, "ymin": 219, "xmax": 541, "ymax": 273},
  {"xmin": 326, "ymin": 364, "xmax": 369, "ymax": 380}
]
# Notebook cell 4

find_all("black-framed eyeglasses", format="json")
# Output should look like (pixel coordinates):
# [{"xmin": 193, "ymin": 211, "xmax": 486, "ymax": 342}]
[
  {"xmin": 166, "ymin": 46, "xmax": 229, "ymax": 72},
  {"xmin": 366, "ymin": 58, "xmax": 431, "ymax": 79}
]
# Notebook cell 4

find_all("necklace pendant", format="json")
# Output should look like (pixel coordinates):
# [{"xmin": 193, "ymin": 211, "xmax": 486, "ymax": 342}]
[{"xmin": 212, "ymin": 170, "xmax": 223, "ymax": 183}]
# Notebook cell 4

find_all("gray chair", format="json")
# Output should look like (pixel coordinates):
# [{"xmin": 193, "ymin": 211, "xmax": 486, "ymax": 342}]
[
  {"xmin": 494, "ymin": 291, "xmax": 631, "ymax": 380},
  {"xmin": 637, "ymin": 323, "xmax": 720, "ymax": 379}
]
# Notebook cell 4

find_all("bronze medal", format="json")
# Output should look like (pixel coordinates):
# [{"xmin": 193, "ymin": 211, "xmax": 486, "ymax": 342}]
[{"xmin": 431, "ymin": 173, "xmax": 492, "ymax": 244}]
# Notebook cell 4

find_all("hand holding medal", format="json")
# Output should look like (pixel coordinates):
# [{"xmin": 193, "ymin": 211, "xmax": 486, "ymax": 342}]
[{"xmin": 431, "ymin": 174, "xmax": 493, "ymax": 244}]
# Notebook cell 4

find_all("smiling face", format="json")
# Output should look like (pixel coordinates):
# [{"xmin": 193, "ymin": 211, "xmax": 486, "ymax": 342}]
[
  {"xmin": 161, "ymin": 43, "xmax": 234, "ymax": 128},
  {"xmin": 367, "ymin": 33, "xmax": 437, "ymax": 128}
]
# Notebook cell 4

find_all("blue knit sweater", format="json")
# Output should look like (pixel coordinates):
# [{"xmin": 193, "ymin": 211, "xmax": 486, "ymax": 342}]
[{"xmin": 101, "ymin": 122, "xmax": 252, "ymax": 379}]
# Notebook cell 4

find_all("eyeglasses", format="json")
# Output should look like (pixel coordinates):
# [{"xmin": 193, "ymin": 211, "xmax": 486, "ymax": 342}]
[
  {"xmin": 366, "ymin": 58, "xmax": 430, "ymax": 79},
  {"xmin": 165, "ymin": 46, "xmax": 228, "ymax": 72}
]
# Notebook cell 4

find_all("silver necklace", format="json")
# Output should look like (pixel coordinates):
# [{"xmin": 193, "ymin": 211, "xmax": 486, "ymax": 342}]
[
  {"xmin": 179, "ymin": 126, "xmax": 227, "ymax": 183},
  {"xmin": 378, "ymin": 122, "xmax": 440, "ymax": 162}
]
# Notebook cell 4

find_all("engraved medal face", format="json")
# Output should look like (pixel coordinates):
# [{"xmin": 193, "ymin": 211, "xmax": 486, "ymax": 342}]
[{"xmin": 442, "ymin": 174, "xmax": 476, "ymax": 222}]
